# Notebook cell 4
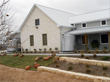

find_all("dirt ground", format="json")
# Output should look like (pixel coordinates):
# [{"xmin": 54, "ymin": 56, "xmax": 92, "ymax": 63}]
[{"xmin": 0, "ymin": 64, "xmax": 90, "ymax": 82}]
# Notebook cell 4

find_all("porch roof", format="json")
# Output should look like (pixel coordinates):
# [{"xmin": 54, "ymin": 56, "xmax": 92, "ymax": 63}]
[{"xmin": 66, "ymin": 26, "xmax": 110, "ymax": 35}]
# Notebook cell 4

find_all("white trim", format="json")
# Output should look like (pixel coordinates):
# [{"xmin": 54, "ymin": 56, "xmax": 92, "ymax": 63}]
[
  {"xmin": 81, "ymin": 23, "xmax": 87, "ymax": 28},
  {"xmin": 81, "ymin": 35, "xmax": 89, "ymax": 45},
  {"xmin": 100, "ymin": 20, "xmax": 107, "ymax": 26},
  {"xmin": 100, "ymin": 33, "xmax": 109, "ymax": 44}
]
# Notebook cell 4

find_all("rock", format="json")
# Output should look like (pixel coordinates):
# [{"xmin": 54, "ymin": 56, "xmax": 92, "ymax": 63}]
[
  {"xmin": 55, "ymin": 56, "xmax": 59, "ymax": 60},
  {"xmin": 35, "ymin": 56, "xmax": 42, "ymax": 61},
  {"xmin": 52, "ymin": 53, "xmax": 56, "ymax": 56},
  {"xmin": 20, "ymin": 55, "xmax": 24, "ymax": 58},
  {"xmin": 34, "ymin": 64, "xmax": 40, "ymax": 68},
  {"xmin": 13, "ymin": 54, "xmax": 19, "ymax": 57},
  {"xmin": 25, "ymin": 66, "xmax": 31, "ymax": 70},
  {"xmin": 3, "ymin": 53, "xmax": 7, "ymax": 56},
  {"xmin": 43, "ymin": 56, "xmax": 52, "ymax": 61}
]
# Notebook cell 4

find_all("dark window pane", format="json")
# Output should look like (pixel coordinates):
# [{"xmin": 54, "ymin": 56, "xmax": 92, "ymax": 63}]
[
  {"xmin": 102, "ymin": 20, "xmax": 106, "ymax": 25},
  {"xmin": 42, "ymin": 34, "xmax": 47, "ymax": 45},
  {"xmin": 101, "ymin": 34, "xmax": 108, "ymax": 43},
  {"xmin": 35, "ymin": 19, "xmax": 40, "ymax": 25},
  {"xmin": 82, "ymin": 23, "xmax": 86, "ymax": 27},
  {"xmin": 30, "ymin": 35, "xmax": 34, "ymax": 46}
]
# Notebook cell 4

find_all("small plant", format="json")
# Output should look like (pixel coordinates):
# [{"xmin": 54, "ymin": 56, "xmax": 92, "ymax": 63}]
[
  {"xmin": 34, "ymin": 49, "xmax": 37, "ymax": 53},
  {"xmin": 56, "ymin": 64, "xmax": 59, "ymax": 68},
  {"xmin": 54, "ymin": 60, "xmax": 58, "ymax": 64},
  {"xmin": 68, "ymin": 66, "xmax": 73, "ymax": 70},
  {"xmin": 102, "ymin": 66, "xmax": 108, "ymax": 70},
  {"xmin": 80, "ymin": 49, "xmax": 84, "ymax": 53},
  {"xmin": 51, "ymin": 50, "xmax": 54, "ymax": 53},
  {"xmin": 63, "ymin": 60, "xmax": 67, "ymax": 62},
  {"xmin": 26, "ymin": 51, "xmax": 28, "ymax": 53},
  {"xmin": 85, "ymin": 56, "xmax": 90, "ymax": 59},
  {"xmin": 101, "ymin": 56, "xmax": 110, "ymax": 60},
  {"xmin": 81, "ymin": 53, "xmax": 84, "ymax": 58},
  {"xmin": 74, "ymin": 49, "xmax": 77, "ymax": 53},
  {"xmin": 25, "ymin": 49, "xmax": 28, "ymax": 52},
  {"xmin": 86, "ymin": 69, "xmax": 91, "ymax": 74},
  {"xmin": 30, "ymin": 51, "xmax": 32, "ymax": 53},
  {"xmin": 87, "ymin": 50, "xmax": 91, "ymax": 53},
  {"xmin": 44, "ymin": 48, "xmax": 46, "ymax": 53},
  {"xmin": 55, "ymin": 47, "xmax": 58, "ymax": 51},
  {"xmin": 85, "ymin": 64, "xmax": 90, "ymax": 68},
  {"xmin": 39, "ymin": 49, "xmax": 42, "ymax": 53},
  {"xmin": 49, "ymin": 48, "xmax": 52, "ymax": 51},
  {"xmin": 103, "ymin": 49, "xmax": 107, "ymax": 53},
  {"xmin": 93, "ymin": 53, "xmax": 97, "ymax": 58},
  {"xmin": 69, "ymin": 62, "xmax": 73, "ymax": 65},
  {"xmin": 95, "ymin": 48, "xmax": 99, "ymax": 53}
]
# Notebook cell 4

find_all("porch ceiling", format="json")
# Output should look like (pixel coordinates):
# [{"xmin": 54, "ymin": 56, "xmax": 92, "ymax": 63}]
[{"xmin": 66, "ymin": 26, "xmax": 110, "ymax": 35}]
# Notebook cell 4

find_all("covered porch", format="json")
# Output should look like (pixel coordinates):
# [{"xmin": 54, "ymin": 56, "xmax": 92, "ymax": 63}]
[{"xmin": 66, "ymin": 26, "xmax": 110, "ymax": 50}]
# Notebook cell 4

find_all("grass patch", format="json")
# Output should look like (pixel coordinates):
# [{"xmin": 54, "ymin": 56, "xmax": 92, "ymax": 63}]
[{"xmin": 0, "ymin": 55, "xmax": 54, "ymax": 71}]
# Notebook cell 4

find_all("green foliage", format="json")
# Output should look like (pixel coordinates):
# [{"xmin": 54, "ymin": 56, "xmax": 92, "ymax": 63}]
[
  {"xmin": 104, "ymin": 47, "xmax": 107, "ymax": 49},
  {"xmin": 93, "ymin": 53, "xmax": 97, "ymax": 58},
  {"xmin": 34, "ymin": 49, "xmax": 37, "ymax": 53},
  {"xmin": 30, "ymin": 51, "xmax": 32, "ymax": 53},
  {"xmin": 25, "ymin": 49, "xmax": 28, "ymax": 52},
  {"xmin": 103, "ymin": 49, "xmax": 107, "ymax": 53},
  {"xmin": 56, "ymin": 64, "xmax": 59, "ymax": 68},
  {"xmin": 95, "ymin": 48, "xmax": 99, "ymax": 53},
  {"xmin": 91, "ymin": 40, "xmax": 100, "ymax": 49},
  {"xmin": 55, "ymin": 47, "xmax": 58, "ymax": 51},
  {"xmin": 101, "ymin": 56, "xmax": 110, "ymax": 60},
  {"xmin": 87, "ymin": 50, "xmax": 91, "ymax": 53},
  {"xmin": 39, "ymin": 49, "xmax": 42, "ymax": 51},
  {"xmin": 81, "ymin": 53, "xmax": 84, "ymax": 58},
  {"xmin": 68, "ymin": 66, "xmax": 73, "ymax": 70},
  {"xmin": 49, "ymin": 48, "xmax": 52, "ymax": 51},
  {"xmin": 80, "ymin": 49, "xmax": 84, "ymax": 53},
  {"xmin": 85, "ymin": 56, "xmax": 90, "ymax": 59}
]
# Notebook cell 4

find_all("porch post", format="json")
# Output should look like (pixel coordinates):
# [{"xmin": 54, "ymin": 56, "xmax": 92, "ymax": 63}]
[
  {"xmin": 85, "ymin": 34, "xmax": 88, "ymax": 51},
  {"xmin": 108, "ymin": 33, "xmax": 110, "ymax": 50}
]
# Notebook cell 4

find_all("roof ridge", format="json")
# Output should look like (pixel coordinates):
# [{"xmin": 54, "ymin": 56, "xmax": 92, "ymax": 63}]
[
  {"xmin": 35, "ymin": 3, "xmax": 76, "ymax": 15},
  {"xmin": 75, "ymin": 8, "xmax": 110, "ymax": 16}
]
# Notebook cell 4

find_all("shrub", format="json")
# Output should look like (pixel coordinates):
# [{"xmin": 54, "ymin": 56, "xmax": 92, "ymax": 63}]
[
  {"xmin": 80, "ymin": 49, "xmax": 84, "ymax": 53},
  {"xmin": 91, "ymin": 40, "xmax": 100, "ymax": 49},
  {"xmin": 103, "ymin": 72, "xmax": 106, "ymax": 76},
  {"xmin": 103, "ymin": 49, "xmax": 107, "ymax": 53},
  {"xmin": 34, "ymin": 49, "xmax": 37, "ymax": 53},
  {"xmin": 85, "ymin": 56, "xmax": 90, "ymax": 59},
  {"xmin": 49, "ymin": 48, "xmax": 52, "ymax": 51},
  {"xmin": 51, "ymin": 51, "xmax": 54, "ymax": 53},
  {"xmin": 54, "ymin": 60, "xmax": 58, "ymax": 64},
  {"xmin": 87, "ymin": 50, "xmax": 91, "ymax": 53},
  {"xmin": 55, "ymin": 47, "xmax": 58, "ymax": 51},
  {"xmin": 86, "ymin": 69, "xmax": 91, "ymax": 74},
  {"xmin": 68, "ymin": 66, "xmax": 73, "ymax": 70},
  {"xmin": 81, "ymin": 53, "xmax": 84, "ymax": 58},
  {"xmin": 102, "ymin": 66, "xmax": 108, "ymax": 70},
  {"xmin": 95, "ymin": 49, "xmax": 99, "ymax": 53},
  {"xmin": 101, "ymin": 56, "xmax": 110, "ymax": 60},
  {"xmin": 44, "ymin": 48, "xmax": 46, "ymax": 53},
  {"xmin": 85, "ymin": 64, "xmax": 90, "ymax": 68},
  {"xmin": 104, "ymin": 47, "xmax": 107, "ymax": 49},
  {"xmin": 25, "ymin": 49, "xmax": 28, "ymax": 52},
  {"xmin": 30, "ymin": 51, "xmax": 32, "ymax": 53},
  {"xmin": 26, "ymin": 51, "xmax": 28, "ymax": 53},
  {"xmin": 93, "ymin": 53, "xmax": 97, "ymax": 58},
  {"xmin": 39, "ymin": 49, "xmax": 42, "ymax": 53},
  {"xmin": 74, "ymin": 49, "xmax": 77, "ymax": 53},
  {"xmin": 56, "ymin": 64, "xmax": 59, "ymax": 68}
]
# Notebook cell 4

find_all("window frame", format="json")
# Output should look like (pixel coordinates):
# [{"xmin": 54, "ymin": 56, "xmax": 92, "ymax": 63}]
[
  {"xmin": 81, "ymin": 23, "xmax": 87, "ymax": 28},
  {"xmin": 100, "ymin": 20, "xmax": 107, "ymax": 26},
  {"xmin": 30, "ymin": 35, "xmax": 34, "ymax": 46},
  {"xmin": 81, "ymin": 35, "xmax": 89, "ymax": 45},
  {"xmin": 100, "ymin": 33, "xmax": 108, "ymax": 44},
  {"xmin": 35, "ymin": 19, "xmax": 40, "ymax": 26},
  {"xmin": 42, "ymin": 34, "xmax": 48, "ymax": 46}
]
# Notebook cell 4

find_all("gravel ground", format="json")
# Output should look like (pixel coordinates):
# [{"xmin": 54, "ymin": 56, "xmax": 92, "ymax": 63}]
[{"xmin": 0, "ymin": 64, "xmax": 90, "ymax": 82}]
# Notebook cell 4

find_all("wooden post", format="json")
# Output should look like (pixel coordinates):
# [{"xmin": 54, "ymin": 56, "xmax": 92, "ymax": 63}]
[
  {"xmin": 85, "ymin": 34, "xmax": 88, "ymax": 51},
  {"xmin": 108, "ymin": 33, "xmax": 110, "ymax": 50}
]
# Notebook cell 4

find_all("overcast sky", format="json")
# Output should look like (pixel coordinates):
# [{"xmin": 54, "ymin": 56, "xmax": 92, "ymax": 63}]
[{"xmin": 8, "ymin": 0, "xmax": 110, "ymax": 31}]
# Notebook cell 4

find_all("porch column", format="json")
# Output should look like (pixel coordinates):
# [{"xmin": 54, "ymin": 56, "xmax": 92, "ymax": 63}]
[
  {"xmin": 108, "ymin": 33, "xmax": 110, "ymax": 50},
  {"xmin": 85, "ymin": 34, "xmax": 88, "ymax": 51}
]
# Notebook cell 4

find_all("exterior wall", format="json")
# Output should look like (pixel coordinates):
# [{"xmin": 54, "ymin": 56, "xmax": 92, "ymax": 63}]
[
  {"xmin": 21, "ymin": 7, "xmax": 61, "ymax": 51},
  {"xmin": 75, "ymin": 33, "xmax": 109, "ymax": 50},
  {"xmin": 76, "ymin": 19, "xmax": 110, "ymax": 29}
]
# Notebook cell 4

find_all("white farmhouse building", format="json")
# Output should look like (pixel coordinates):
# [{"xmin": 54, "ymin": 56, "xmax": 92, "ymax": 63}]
[{"xmin": 20, "ymin": 4, "xmax": 110, "ymax": 52}]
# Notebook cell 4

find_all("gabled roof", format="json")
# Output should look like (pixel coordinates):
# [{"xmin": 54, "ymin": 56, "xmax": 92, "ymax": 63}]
[
  {"xmin": 70, "ymin": 9, "xmax": 110, "ymax": 24},
  {"xmin": 20, "ymin": 4, "xmax": 76, "ymax": 30}
]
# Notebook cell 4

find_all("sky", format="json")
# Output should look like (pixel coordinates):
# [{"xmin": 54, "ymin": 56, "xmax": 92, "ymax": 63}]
[{"xmin": 8, "ymin": 0, "xmax": 110, "ymax": 31}]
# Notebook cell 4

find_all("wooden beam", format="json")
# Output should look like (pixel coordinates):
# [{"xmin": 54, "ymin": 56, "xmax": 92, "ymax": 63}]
[
  {"xmin": 85, "ymin": 34, "xmax": 88, "ymax": 51},
  {"xmin": 108, "ymin": 33, "xmax": 110, "ymax": 50}
]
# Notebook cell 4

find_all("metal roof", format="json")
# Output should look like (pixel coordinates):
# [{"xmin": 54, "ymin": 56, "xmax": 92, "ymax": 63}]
[
  {"xmin": 70, "ymin": 9, "xmax": 110, "ymax": 24},
  {"xmin": 66, "ymin": 26, "xmax": 110, "ymax": 35}
]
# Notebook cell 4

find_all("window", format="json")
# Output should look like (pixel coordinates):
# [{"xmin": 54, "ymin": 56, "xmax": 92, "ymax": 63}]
[
  {"xmin": 101, "ymin": 20, "xmax": 107, "ymax": 26},
  {"xmin": 71, "ymin": 24, "xmax": 75, "ymax": 27},
  {"xmin": 35, "ymin": 19, "xmax": 40, "ymax": 26},
  {"xmin": 82, "ymin": 23, "xmax": 87, "ymax": 28},
  {"xmin": 101, "ymin": 34, "xmax": 108, "ymax": 43},
  {"xmin": 30, "ymin": 35, "xmax": 34, "ymax": 46},
  {"xmin": 81, "ymin": 35, "xmax": 88, "ymax": 44},
  {"xmin": 42, "ymin": 34, "xmax": 47, "ymax": 45}
]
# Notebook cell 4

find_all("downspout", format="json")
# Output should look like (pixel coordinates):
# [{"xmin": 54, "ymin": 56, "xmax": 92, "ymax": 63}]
[{"xmin": 60, "ymin": 26, "xmax": 63, "ymax": 53}]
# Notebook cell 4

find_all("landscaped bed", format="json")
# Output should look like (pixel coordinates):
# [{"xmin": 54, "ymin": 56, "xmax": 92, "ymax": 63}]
[
  {"xmin": 48, "ymin": 60, "xmax": 110, "ymax": 77},
  {"xmin": 0, "ymin": 55, "xmax": 54, "ymax": 71}
]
